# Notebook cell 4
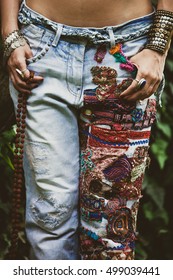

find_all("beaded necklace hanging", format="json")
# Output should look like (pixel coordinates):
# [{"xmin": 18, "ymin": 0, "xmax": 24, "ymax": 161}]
[{"xmin": 8, "ymin": 92, "xmax": 27, "ymax": 259}]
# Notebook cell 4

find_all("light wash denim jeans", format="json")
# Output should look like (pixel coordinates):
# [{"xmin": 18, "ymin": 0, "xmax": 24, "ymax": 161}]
[{"xmin": 9, "ymin": 0, "xmax": 163, "ymax": 260}]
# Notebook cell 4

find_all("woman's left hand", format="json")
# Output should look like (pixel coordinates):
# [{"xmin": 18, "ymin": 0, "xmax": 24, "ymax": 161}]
[{"xmin": 120, "ymin": 48, "xmax": 167, "ymax": 102}]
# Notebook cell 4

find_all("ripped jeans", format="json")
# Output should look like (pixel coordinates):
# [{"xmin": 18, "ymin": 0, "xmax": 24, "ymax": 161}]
[{"xmin": 9, "ymin": 1, "xmax": 163, "ymax": 259}]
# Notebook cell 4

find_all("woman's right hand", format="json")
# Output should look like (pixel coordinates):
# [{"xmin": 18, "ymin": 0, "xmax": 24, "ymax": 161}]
[{"xmin": 7, "ymin": 43, "xmax": 44, "ymax": 94}]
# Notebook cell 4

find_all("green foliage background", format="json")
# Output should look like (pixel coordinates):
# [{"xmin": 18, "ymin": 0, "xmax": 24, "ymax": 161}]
[
  {"xmin": 136, "ymin": 42, "xmax": 173, "ymax": 260},
  {"xmin": 0, "ymin": 9, "xmax": 173, "ymax": 260}
]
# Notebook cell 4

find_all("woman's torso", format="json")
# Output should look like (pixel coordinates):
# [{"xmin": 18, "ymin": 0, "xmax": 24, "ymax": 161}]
[{"xmin": 25, "ymin": 0, "xmax": 153, "ymax": 27}]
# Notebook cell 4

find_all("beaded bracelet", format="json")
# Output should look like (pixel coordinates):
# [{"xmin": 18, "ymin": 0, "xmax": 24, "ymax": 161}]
[
  {"xmin": 3, "ymin": 29, "xmax": 28, "ymax": 60},
  {"xmin": 145, "ymin": 10, "xmax": 173, "ymax": 54}
]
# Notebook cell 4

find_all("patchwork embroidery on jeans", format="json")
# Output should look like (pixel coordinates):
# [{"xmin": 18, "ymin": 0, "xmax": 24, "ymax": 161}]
[{"xmin": 79, "ymin": 43, "xmax": 157, "ymax": 260}]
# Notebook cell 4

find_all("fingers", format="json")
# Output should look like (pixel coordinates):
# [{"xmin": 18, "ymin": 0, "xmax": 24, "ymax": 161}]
[
  {"xmin": 120, "ymin": 75, "xmax": 161, "ymax": 102},
  {"xmin": 119, "ymin": 48, "xmax": 164, "ymax": 103},
  {"xmin": 10, "ymin": 71, "xmax": 40, "ymax": 94},
  {"xmin": 7, "ymin": 45, "xmax": 44, "ymax": 94},
  {"xmin": 10, "ymin": 67, "xmax": 44, "ymax": 94}
]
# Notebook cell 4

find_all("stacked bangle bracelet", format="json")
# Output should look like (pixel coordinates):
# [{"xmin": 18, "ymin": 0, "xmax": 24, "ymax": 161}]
[
  {"xmin": 145, "ymin": 10, "xmax": 173, "ymax": 54},
  {"xmin": 3, "ymin": 29, "xmax": 28, "ymax": 60}
]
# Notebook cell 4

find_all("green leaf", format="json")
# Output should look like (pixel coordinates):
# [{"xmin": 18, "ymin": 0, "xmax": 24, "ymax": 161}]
[
  {"xmin": 1, "ymin": 128, "xmax": 15, "ymax": 142},
  {"xmin": 151, "ymin": 138, "xmax": 169, "ymax": 169},
  {"xmin": 1, "ymin": 154, "xmax": 14, "ymax": 170},
  {"xmin": 143, "ymin": 203, "xmax": 169, "ymax": 224},
  {"xmin": 143, "ymin": 202, "xmax": 154, "ymax": 221},
  {"xmin": 156, "ymin": 122, "xmax": 172, "ymax": 139}
]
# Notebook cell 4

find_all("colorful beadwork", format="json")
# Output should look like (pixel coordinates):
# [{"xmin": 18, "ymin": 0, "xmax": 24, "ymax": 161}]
[
  {"xmin": 131, "ymin": 108, "xmax": 144, "ymax": 122},
  {"xmin": 109, "ymin": 43, "xmax": 136, "ymax": 76},
  {"xmin": 80, "ymin": 149, "xmax": 95, "ymax": 173}
]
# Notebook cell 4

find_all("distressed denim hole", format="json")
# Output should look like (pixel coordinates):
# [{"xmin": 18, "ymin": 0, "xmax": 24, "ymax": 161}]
[
  {"xmin": 25, "ymin": 141, "xmax": 50, "ymax": 177},
  {"xmin": 30, "ymin": 193, "xmax": 73, "ymax": 231}
]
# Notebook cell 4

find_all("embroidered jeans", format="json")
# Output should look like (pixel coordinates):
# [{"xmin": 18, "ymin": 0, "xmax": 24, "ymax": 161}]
[{"xmin": 9, "ymin": 0, "xmax": 163, "ymax": 259}]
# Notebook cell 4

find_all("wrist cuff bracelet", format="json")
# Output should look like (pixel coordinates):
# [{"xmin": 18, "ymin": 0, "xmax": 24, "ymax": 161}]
[
  {"xmin": 145, "ymin": 10, "xmax": 173, "ymax": 54},
  {"xmin": 3, "ymin": 30, "xmax": 28, "ymax": 60}
]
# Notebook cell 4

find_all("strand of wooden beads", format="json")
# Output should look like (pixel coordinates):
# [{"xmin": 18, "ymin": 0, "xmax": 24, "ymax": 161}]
[{"xmin": 8, "ymin": 92, "xmax": 27, "ymax": 259}]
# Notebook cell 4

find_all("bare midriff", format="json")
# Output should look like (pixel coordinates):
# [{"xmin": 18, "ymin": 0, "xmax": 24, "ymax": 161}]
[{"xmin": 25, "ymin": 0, "xmax": 153, "ymax": 27}]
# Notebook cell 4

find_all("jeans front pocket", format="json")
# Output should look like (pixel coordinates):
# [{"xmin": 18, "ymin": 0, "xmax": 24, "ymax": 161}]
[{"xmin": 21, "ymin": 23, "xmax": 54, "ymax": 65}]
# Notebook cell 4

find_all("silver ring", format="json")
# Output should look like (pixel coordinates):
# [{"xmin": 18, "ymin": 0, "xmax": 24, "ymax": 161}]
[
  {"xmin": 134, "ymin": 78, "xmax": 146, "ymax": 90},
  {"xmin": 21, "ymin": 68, "xmax": 28, "ymax": 74},
  {"xmin": 15, "ymin": 68, "xmax": 25, "ymax": 79}
]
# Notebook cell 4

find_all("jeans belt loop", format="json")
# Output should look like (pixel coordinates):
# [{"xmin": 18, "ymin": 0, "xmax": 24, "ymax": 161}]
[
  {"xmin": 107, "ymin": 26, "xmax": 116, "ymax": 48},
  {"xmin": 52, "ymin": 24, "xmax": 63, "ymax": 47}
]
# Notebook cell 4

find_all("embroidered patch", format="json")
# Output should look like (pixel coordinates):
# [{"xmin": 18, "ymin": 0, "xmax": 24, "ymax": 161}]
[
  {"xmin": 80, "ymin": 148, "xmax": 95, "ymax": 173},
  {"xmin": 91, "ymin": 66, "xmax": 118, "ymax": 101},
  {"xmin": 144, "ymin": 98, "xmax": 157, "ymax": 119},
  {"xmin": 131, "ymin": 159, "xmax": 148, "ymax": 182},
  {"xmin": 89, "ymin": 179, "xmax": 108, "ymax": 194},
  {"xmin": 133, "ymin": 146, "xmax": 149, "ymax": 159},
  {"xmin": 103, "ymin": 155, "xmax": 132, "ymax": 183},
  {"xmin": 94, "ymin": 44, "xmax": 107, "ymax": 63},
  {"xmin": 91, "ymin": 66, "xmax": 117, "ymax": 85},
  {"xmin": 83, "ymin": 88, "xmax": 136, "ymax": 110},
  {"xmin": 112, "ymin": 179, "xmax": 143, "ymax": 200},
  {"xmin": 109, "ymin": 43, "xmax": 136, "ymax": 76},
  {"xmin": 106, "ymin": 208, "xmax": 135, "ymax": 244},
  {"xmin": 131, "ymin": 108, "xmax": 144, "ymax": 123},
  {"xmin": 87, "ymin": 125, "xmax": 130, "ymax": 148},
  {"xmin": 81, "ymin": 227, "xmax": 103, "ymax": 242},
  {"xmin": 82, "ymin": 249, "xmax": 134, "ymax": 260},
  {"xmin": 105, "ymin": 196, "xmax": 126, "ymax": 214},
  {"xmin": 81, "ymin": 194, "xmax": 105, "ymax": 211},
  {"xmin": 116, "ymin": 78, "xmax": 133, "ymax": 94},
  {"xmin": 81, "ymin": 208, "xmax": 103, "ymax": 222}
]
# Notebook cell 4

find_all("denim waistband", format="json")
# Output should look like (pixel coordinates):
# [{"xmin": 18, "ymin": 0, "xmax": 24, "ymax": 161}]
[{"xmin": 19, "ymin": 0, "xmax": 154, "ymax": 45}]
